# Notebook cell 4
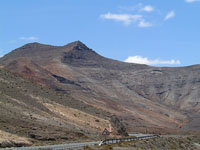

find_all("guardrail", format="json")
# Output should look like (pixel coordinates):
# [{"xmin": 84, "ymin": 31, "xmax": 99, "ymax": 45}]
[{"xmin": 99, "ymin": 135, "xmax": 160, "ymax": 145}]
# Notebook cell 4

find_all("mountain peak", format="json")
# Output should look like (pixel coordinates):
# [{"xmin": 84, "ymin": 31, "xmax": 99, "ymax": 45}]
[
  {"xmin": 64, "ymin": 40, "xmax": 89, "ymax": 50},
  {"xmin": 71, "ymin": 40, "xmax": 85, "ymax": 46}
]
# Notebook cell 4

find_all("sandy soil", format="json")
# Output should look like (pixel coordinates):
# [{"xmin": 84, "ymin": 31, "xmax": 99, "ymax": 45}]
[{"xmin": 0, "ymin": 130, "xmax": 31, "ymax": 147}]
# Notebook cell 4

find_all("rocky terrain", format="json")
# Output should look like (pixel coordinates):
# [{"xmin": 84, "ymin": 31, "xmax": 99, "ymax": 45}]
[
  {"xmin": 0, "ymin": 41, "xmax": 200, "ymax": 146},
  {"xmin": 0, "ymin": 68, "xmax": 126, "ymax": 147}
]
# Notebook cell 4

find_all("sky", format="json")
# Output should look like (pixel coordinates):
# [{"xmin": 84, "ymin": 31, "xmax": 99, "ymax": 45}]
[{"xmin": 0, "ymin": 0, "xmax": 200, "ymax": 66}]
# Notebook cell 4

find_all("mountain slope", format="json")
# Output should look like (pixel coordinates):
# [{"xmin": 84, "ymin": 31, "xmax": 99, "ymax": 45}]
[
  {"xmin": 0, "ymin": 68, "xmax": 127, "ymax": 147},
  {"xmin": 0, "ymin": 41, "xmax": 200, "ymax": 137}
]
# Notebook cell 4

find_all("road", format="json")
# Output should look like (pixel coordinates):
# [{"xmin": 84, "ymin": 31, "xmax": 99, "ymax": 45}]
[
  {"xmin": 0, "ymin": 141, "xmax": 100, "ymax": 150},
  {"xmin": 0, "ymin": 134, "xmax": 158, "ymax": 150}
]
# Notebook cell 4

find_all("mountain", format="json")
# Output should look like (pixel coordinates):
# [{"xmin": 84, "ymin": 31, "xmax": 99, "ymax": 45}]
[{"xmin": 0, "ymin": 41, "xmax": 200, "ymax": 145}]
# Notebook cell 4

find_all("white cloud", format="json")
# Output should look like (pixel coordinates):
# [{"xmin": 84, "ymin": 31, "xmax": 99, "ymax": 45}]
[
  {"xmin": 19, "ymin": 36, "xmax": 38, "ymax": 41},
  {"xmin": 100, "ymin": 13, "xmax": 142, "ymax": 25},
  {"xmin": 140, "ymin": 5, "xmax": 154, "ymax": 12},
  {"xmin": 185, "ymin": 0, "xmax": 200, "ymax": 3},
  {"xmin": 164, "ymin": 11, "xmax": 175, "ymax": 21},
  {"xmin": 138, "ymin": 20, "xmax": 152, "ymax": 28},
  {"xmin": 119, "ymin": 4, "xmax": 154, "ymax": 13},
  {"xmin": 125, "ymin": 56, "xmax": 181, "ymax": 66}
]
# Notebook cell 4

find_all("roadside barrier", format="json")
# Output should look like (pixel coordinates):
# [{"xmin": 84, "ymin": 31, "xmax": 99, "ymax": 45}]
[{"xmin": 99, "ymin": 135, "xmax": 160, "ymax": 145}]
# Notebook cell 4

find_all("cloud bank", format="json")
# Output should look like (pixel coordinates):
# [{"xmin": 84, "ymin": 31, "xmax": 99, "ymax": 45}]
[
  {"xmin": 125, "ymin": 56, "xmax": 181, "ymax": 66},
  {"xmin": 100, "ymin": 13, "xmax": 142, "ymax": 25},
  {"xmin": 100, "ymin": 3, "xmax": 176, "ymax": 27},
  {"xmin": 100, "ymin": 13, "xmax": 152, "ymax": 27}
]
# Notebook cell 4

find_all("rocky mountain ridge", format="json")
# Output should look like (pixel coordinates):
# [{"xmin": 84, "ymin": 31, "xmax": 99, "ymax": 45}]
[{"xmin": 0, "ymin": 41, "xmax": 200, "ymax": 146}]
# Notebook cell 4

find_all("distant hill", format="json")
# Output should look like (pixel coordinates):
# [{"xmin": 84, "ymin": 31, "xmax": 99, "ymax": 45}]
[{"xmin": 0, "ymin": 41, "xmax": 200, "ymax": 145}]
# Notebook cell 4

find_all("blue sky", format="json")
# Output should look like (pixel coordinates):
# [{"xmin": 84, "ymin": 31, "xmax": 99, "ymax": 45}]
[{"xmin": 0, "ymin": 0, "xmax": 200, "ymax": 66}]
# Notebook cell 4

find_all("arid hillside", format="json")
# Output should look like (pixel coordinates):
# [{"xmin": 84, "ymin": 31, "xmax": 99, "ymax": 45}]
[
  {"xmin": 0, "ymin": 68, "xmax": 126, "ymax": 147},
  {"xmin": 0, "ymin": 41, "xmax": 200, "ymax": 141}
]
